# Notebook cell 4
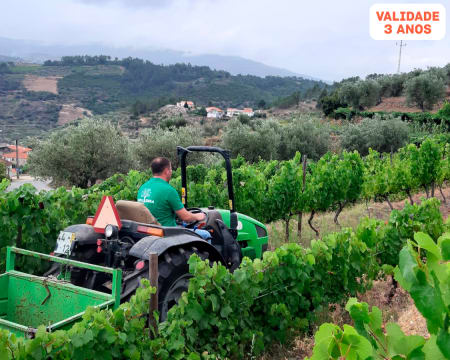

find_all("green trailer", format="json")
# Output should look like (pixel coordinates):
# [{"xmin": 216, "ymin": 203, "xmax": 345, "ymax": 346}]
[{"xmin": 0, "ymin": 247, "xmax": 122, "ymax": 338}]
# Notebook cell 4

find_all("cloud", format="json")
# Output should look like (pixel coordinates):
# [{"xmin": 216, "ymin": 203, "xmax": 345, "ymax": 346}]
[
  {"xmin": 72, "ymin": 0, "xmax": 174, "ymax": 8},
  {"xmin": 0, "ymin": 0, "xmax": 448, "ymax": 80}
]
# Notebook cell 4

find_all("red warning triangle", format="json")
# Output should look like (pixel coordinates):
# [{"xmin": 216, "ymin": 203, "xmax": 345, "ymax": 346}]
[{"xmin": 92, "ymin": 196, "xmax": 122, "ymax": 234}]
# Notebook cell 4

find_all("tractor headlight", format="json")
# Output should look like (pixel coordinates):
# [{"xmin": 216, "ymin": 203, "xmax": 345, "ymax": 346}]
[{"xmin": 105, "ymin": 224, "xmax": 118, "ymax": 239}]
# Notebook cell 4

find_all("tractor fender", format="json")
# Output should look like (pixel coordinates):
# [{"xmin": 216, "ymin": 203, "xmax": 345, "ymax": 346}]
[
  {"xmin": 129, "ymin": 234, "xmax": 226, "ymax": 265},
  {"xmin": 62, "ymin": 224, "xmax": 99, "ymax": 245}
]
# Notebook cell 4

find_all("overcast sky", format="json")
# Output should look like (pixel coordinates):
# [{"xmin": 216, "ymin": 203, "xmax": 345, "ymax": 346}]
[{"xmin": 0, "ymin": 0, "xmax": 448, "ymax": 81}]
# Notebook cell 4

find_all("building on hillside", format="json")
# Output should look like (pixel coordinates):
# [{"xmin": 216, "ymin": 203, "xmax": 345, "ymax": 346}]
[
  {"xmin": 225, "ymin": 107, "xmax": 254, "ymax": 118},
  {"xmin": 176, "ymin": 101, "xmax": 195, "ymax": 109},
  {"xmin": 7, "ymin": 145, "xmax": 32, "ymax": 154},
  {"xmin": 2, "ymin": 151, "xmax": 29, "ymax": 167},
  {"xmin": 206, "ymin": 107, "xmax": 224, "ymax": 119},
  {"xmin": 242, "ymin": 108, "xmax": 254, "ymax": 117},
  {"xmin": 226, "ymin": 108, "xmax": 240, "ymax": 117}
]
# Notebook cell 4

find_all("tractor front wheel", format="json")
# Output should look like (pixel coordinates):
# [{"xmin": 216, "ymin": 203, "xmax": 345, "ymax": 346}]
[{"xmin": 158, "ymin": 246, "xmax": 210, "ymax": 321}]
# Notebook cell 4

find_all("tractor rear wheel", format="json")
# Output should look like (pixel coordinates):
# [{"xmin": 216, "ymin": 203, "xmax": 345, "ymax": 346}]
[{"xmin": 158, "ymin": 246, "xmax": 210, "ymax": 321}]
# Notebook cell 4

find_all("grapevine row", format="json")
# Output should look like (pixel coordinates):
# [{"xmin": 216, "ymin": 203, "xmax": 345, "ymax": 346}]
[
  {"xmin": 0, "ymin": 198, "xmax": 447, "ymax": 358},
  {"xmin": 0, "ymin": 136, "xmax": 448, "ymax": 272}
]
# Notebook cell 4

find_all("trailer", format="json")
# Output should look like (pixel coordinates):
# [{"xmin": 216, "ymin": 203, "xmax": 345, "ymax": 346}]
[{"xmin": 0, "ymin": 247, "xmax": 122, "ymax": 337}]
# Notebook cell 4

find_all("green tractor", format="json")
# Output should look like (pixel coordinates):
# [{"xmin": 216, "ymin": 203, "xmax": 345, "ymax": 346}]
[{"xmin": 46, "ymin": 146, "xmax": 268, "ymax": 320}]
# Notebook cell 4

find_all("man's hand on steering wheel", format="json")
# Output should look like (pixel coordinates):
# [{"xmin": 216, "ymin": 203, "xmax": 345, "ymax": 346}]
[{"xmin": 175, "ymin": 207, "xmax": 206, "ymax": 226}]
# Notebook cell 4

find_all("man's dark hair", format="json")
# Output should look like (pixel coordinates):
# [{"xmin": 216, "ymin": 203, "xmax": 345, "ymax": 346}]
[{"xmin": 151, "ymin": 157, "xmax": 171, "ymax": 174}]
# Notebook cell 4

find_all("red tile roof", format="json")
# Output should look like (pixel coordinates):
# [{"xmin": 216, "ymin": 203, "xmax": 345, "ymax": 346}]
[
  {"xmin": 2, "ymin": 152, "xmax": 28, "ymax": 159},
  {"xmin": 206, "ymin": 107, "xmax": 223, "ymax": 112},
  {"xmin": 8, "ymin": 145, "xmax": 32, "ymax": 153}
]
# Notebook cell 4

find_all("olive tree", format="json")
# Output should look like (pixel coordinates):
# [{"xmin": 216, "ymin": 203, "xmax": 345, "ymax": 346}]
[
  {"xmin": 405, "ymin": 73, "xmax": 446, "ymax": 111},
  {"xmin": 28, "ymin": 118, "xmax": 132, "ymax": 187},
  {"xmin": 278, "ymin": 118, "xmax": 330, "ymax": 161},
  {"xmin": 133, "ymin": 125, "xmax": 205, "ymax": 170},
  {"xmin": 338, "ymin": 82, "xmax": 361, "ymax": 109},
  {"xmin": 358, "ymin": 80, "xmax": 381, "ymax": 108},
  {"xmin": 340, "ymin": 116, "xmax": 410, "ymax": 156},
  {"xmin": 222, "ymin": 119, "xmax": 281, "ymax": 162}
]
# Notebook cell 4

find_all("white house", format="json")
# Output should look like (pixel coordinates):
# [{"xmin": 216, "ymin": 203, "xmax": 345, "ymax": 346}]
[
  {"xmin": 206, "ymin": 107, "xmax": 224, "ymax": 119},
  {"xmin": 242, "ymin": 108, "xmax": 254, "ymax": 117},
  {"xmin": 225, "ymin": 107, "xmax": 254, "ymax": 118},
  {"xmin": 226, "ymin": 108, "xmax": 240, "ymax": 117}
]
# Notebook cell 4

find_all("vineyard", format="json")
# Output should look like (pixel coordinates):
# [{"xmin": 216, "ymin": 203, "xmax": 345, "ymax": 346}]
[{"xmin": 0, "ymin": 136, "xmax": 449, "ymax": 358}]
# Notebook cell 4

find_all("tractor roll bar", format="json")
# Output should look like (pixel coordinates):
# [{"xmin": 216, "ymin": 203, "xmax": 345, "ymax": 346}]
[{"xmin": 176, "ymin": 146, "xmax": 238, "ymax": 232}]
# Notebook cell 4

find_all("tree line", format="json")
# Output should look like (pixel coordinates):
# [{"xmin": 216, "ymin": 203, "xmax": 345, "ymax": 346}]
[{"xmin": 318, "ymin": 64, "xmax": 450, "ymax": 114}]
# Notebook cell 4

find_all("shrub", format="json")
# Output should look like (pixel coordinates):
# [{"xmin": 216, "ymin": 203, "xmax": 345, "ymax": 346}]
[
  {"xmin": 278, "ymin": 118, "xmax": 330, "ymax": 161},
  {"xmin": 436, "ymin": 100, "xmax": 450, "ymax": 120},
  {"xmin": 0, "ymin": 163, "xmax": 6, "ymax": 181},
  {"xmin": 340, "ymin": 116, "xmax": 410, "ymax": 155},
  {"xmin": 405, "ymin": 72, "xmax": 446, "ymax": 111},
  {"xmin": 222, "ymin": 119, "xmax": 281, "ymax": 162},
  {"xmin": 27, "ymin": 118, "xmax": 132, "ymax": 188},
  {"xmin": 317, "ymin": 92, "xmax": 346, "ymax": 116},
  {"xmin": 160, "ymin": 116, "xmax": 187, "ymax": 129},
  {"xmin": 133, "ymin": 125, "xmax": 204, "ymax": 169}
]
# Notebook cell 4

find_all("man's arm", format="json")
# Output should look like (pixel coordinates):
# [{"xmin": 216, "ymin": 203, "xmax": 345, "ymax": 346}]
[{"xmin": 175, "ymin": 208, "xmax": 206, "ymax": 222}]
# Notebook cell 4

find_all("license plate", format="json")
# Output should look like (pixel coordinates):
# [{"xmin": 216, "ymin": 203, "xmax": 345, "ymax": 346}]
[{"xmin": 54, "ymin": 231, "xmax": 76, "ymax": 256}]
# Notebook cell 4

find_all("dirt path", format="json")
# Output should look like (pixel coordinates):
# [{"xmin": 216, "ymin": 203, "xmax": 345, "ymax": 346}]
[
  {"xmin": 268, "ymin": 187, "xmax": 449, "ymax": 249},
  {"xmin": 6, "ymin": 175, "xmax": 52, "ymax": 192},
  {"xmin": 370, "ymin": 186, "xmax": 449, "ymax": 221}
]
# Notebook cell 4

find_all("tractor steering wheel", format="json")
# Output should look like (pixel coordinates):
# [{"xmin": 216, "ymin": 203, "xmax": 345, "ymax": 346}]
[{"xmin": 177, "ymin": 207, "xmax": 207, "ymax": 228}]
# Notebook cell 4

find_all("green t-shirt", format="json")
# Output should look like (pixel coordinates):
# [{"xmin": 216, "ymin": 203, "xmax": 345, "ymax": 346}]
[{"xmin": 137, "ymin": 178, "xmax": 184, "ymax": 227}]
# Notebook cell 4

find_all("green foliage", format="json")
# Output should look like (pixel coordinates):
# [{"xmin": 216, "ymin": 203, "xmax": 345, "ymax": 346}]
[
  {"xmin": 278, "ymin": 119, "xmax": 330, "ymax": 161},
  {"xmin": 337, "ymin": 80, "xmax": 380, "ymax": 110},
  {"xmin": 436, "ymin": 100, "xmax": 450, "ymax": 121},
  {"xmin": 49, "ymin": 56, "xmax": 325, "ymax": 113},
  {"xmin": 27, "ymin": 117, "xmax": 133, "ymax": 188},
  {"xmin": 22, "ymin": 91, "xmax": 58, "ymax": 101},
  {"xmin": 133, "ymin": 126, "xmax": 205, "ymax": 170},
  {"xmin": 0, "ymin": 62, "xmax": 13, "ymax": 74},
  {"xmin": 160, "ymin": 116, "xmax": 187, "ymax": 129},
  {"xmin": 317, "ymin": 92, "xmax": 347, "ymax": 116},
  {"xmin": 222, "ymin": 118, "xmax": 281, "ymax": 162},
  {"xmin": 0, "ymin": 163, "xmax": 6, "ymax": 181},
  {"xmin": 308, "ymin": 230, "xmax": 450, "ymax": 360},
  {"xmin": 271, "ymin": 91, "xmax": 301, "ymax": 109},
  {"xmin": 333, "ymin": 106, "xmax": 357, "ymax": 120},
  {"xmin": 195, "ymin": 107, "xmax": 207, "ymax": 116},
  {"xmin": 405, "ymin": 72, "xmax": 446, "ymax": 111},
  {"xmin": 340, "ymin": 117, "xmax": 410, "ymax": 156},
  {"xmin": 1, "ymin": 200, "xmax": 445, "ymax": 358},
  {"xmin": 408, "ymin": 138, "xmax": 443, "ymax": 192},
  {"xmin": 378, "ymin": 73, "xmax": 407, "ymax": 97}
]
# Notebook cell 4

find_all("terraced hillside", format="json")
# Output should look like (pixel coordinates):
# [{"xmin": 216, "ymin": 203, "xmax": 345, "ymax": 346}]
[{"xmin": 0, "ymin": 58, "xmax": 325, "ymax": 143}]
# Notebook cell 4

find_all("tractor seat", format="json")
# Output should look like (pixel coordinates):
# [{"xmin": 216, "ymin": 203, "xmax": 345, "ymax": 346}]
[
  {"xmin": 205, "ymin": 210, "xmax": 224, "ymax": 244},
  {"xmin": 116, "ymin": 200, "xmax": 160, "ymax": 225}
]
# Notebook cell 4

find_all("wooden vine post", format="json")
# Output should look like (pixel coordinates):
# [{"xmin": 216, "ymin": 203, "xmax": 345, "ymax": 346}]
[
  {"xmin": 149, "ymin": 252, "xmax": 158, "ymax": 338},
  {"xmin": 298, "ymin": 155, "xmax": 307, "ymax": 244}
]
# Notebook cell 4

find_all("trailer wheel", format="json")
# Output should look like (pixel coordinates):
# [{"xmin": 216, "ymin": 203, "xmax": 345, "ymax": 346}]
[{"xmin": 158, "ymin": 246, "xmax": 209, "ymax": 322}]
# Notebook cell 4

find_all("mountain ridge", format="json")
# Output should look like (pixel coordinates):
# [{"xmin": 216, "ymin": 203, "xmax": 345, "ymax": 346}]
[{"xmin": 0, "ymin": 36, "xmax": 319, "ymax": 80}]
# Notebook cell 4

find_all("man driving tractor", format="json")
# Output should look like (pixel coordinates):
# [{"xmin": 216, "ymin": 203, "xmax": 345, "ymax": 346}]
[{"xmin": 137, "ymin": 157, "xmax": 211, "ymax": 239}]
